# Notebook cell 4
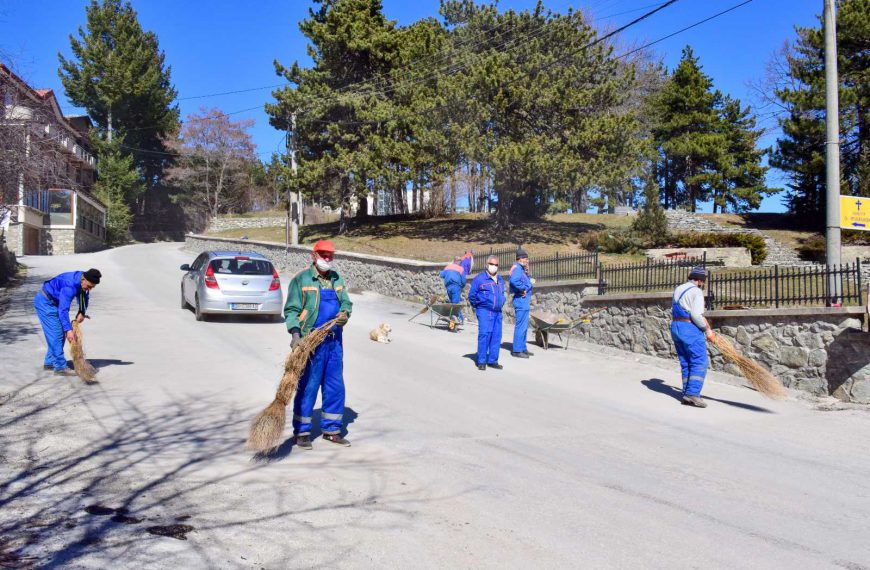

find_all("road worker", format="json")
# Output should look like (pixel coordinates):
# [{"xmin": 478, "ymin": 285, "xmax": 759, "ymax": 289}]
[
  {"xmin": 440, "ymin": 255, "xmax": 468, "ymax": 326},
  {"xmin": 509, "ymin": 247, "xmax": 533, "ymax": 358},
  {"xmin": 468, "ymin": 255, "xmax": 506, "ymax": 371},
  {"xmin": 284, "ymin": 239, "xmax": 353, "ymax": 448},
  {"xmin": 34, "ymin": 268, "xmax": 101, "ymax": 376},
  {"xmin": 671, "ymin": 266, "xmax": 716, "ymax": 408}
]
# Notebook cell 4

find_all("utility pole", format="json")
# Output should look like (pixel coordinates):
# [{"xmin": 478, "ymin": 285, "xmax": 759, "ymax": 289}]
[
  {"xmin": 823, "ymin": 0, "xmax": 842, "ymax": 304},
  {"xmin": 290, "ymin": 112, "xmax": 299, "ymax": 246},
  {"xmin": 285, "ymin": 113, "xmax": 300, "ymax": 247}
]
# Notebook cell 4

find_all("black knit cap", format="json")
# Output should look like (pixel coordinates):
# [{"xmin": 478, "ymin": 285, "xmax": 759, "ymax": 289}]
[
  {"xmin": 83, "ymin": 268, "xmax": 102, "ymax": 284},
  {"xmin": 688, "ymin": 266, "xmax": 706, "ymax": 281},
  {"xmin": 516, "ymin": 246, "xmax": 529, "ymax": 260}
]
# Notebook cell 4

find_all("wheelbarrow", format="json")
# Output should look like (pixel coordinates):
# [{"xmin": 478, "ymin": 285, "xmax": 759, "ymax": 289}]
[
  {"xmin": 429, "ymin": 302, "xmax": 465, "ymax": 332},
  {"xmin": 529, "ymin": 308, "xmax": 606, "ymax": 350}
]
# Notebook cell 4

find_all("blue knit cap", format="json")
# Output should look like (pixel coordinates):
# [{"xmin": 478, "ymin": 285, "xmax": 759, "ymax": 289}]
[{"xmin": 688, "ymin": 266, "xmax": 706, "ymax": 281}]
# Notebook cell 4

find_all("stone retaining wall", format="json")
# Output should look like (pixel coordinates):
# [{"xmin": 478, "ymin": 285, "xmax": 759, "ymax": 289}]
[
  {"xmin": 207, "ymin": 217, "xmax": 287, "ymax": 233},
  {"xmin": 579, "ymin": 293, "xmax": 868, "ymax": 401}
]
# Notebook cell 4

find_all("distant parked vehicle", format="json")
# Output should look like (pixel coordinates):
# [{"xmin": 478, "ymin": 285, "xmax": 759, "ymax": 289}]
[{"xmin": 180, "ymin": 251, "xmax": 283, "ymax": 322}]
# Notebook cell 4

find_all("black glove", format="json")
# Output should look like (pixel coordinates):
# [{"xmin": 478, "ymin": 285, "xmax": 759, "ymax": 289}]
[
  {"xmin": 290, "ymin": 329, "xmax": 301, "ymax": 349},
  {"xmin": 335, "ymin": 312, "xmax": 349, "ymax": 327}
]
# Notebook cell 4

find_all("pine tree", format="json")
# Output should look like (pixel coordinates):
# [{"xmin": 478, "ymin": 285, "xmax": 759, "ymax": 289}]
[
  {"xmin": 770, "ymin": 0, "xmax": 869, "ymax": 224},
  {"xmin": 58, "ymin": 0, "xmax": 179, "ymax": 215},
  {"xmin": 631, "ymin": 172, "xmax": 669, "ymax": 244},
  {"xmin": 652, "ymin": 46, "xmax": 770, "ymax": 212},
  {"xmin": 651, "ymin": 46, "xmax": 724, "ymax": 212},
  {"xmin": 91, "ymin": 136, "xmax": 140, "ymax": 244}
]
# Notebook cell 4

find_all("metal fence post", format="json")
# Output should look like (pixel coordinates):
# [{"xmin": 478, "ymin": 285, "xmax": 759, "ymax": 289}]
[
  {"xmin": 598, "ymin": 262, "xmax": 604, "ymax": 295},
  {"xmin": 774, "ymin": 264, "xmax": 779, "ymax": 308},
  {"xmin": 644, "ymin": 258, "xmax": 651, "ymax": 292},
  {"xmin": 857, "ymin": 258, "xmax": 863, "ymax": 306}
]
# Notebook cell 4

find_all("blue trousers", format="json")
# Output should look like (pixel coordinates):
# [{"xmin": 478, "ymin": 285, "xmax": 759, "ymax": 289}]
[
  {"xmin": 670, "ymin": 322, "xmax": 708, "ymax": 396},
  {"xmin": 475, "ymin": 309, "xmax": 502, "ymax": 365},
  {"xmin": 512, "ymin": 308, "xmax": 529, "ymax": 353},
  {"xmin": 293, "ymin": 334, "xmax": 345, "ymax": 436},
  {"xmin": 446, "ymin": 284, "xmax": 464, "ymax": 323},
  {"xmin": 34, "ymin": 293, "xmax": 69, "ymax": 371}
]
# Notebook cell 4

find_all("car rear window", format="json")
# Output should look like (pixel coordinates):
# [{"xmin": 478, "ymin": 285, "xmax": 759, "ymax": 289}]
[{"xmin": 210, "ymin": 258, "xmax": 273, "ymax": 275}]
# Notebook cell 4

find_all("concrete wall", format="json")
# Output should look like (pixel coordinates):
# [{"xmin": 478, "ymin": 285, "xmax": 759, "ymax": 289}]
[
  {"xmin": 207, "ymin": 217, "xmax": 287, "ymax": 233},
  {"xmin": 185, "ymin": 234, "xmax": 870, "ymax": 402}
]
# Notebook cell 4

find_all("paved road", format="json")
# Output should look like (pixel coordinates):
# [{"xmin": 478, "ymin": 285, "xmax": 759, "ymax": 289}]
[{"xmin": 1, "ymin": 243, "xmax": 869, "ymax": 569}]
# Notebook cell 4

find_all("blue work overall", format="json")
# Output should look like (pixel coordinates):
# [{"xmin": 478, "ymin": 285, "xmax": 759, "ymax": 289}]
[
  {"xmin": 509, "ymin": 263, "xmax": 532, "ymax": 353},
  {"xmin": 33, "ymin": 271, "xmax": 87, "ymax": 371},
  {"xmin": 670, "ymin": 287, "xmax": 708, "ymax": 397},
  {"xmin": 440, "ymin": 264, "xmax": 466, "ymax": 324},
  {"xmin": 293, "ymin": 288, "xmax": 345, "ymax": 436}
]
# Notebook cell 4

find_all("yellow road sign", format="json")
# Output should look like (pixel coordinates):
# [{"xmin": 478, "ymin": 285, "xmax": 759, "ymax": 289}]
[{"xmin": 840, "ymin": 195, "xmax": 870, "ymax": 231}]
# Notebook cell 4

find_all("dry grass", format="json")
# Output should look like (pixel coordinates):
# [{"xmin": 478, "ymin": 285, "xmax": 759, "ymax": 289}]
[
  {"xmin": 70, "ymin": 321, "xmax": 97, "ymax": 384},
  {"xmin": 207, "ymin": 213, "xmax": 637, "ymax": 263},
  {"xmin": 711, "ymin": 335, "xmax": 787, "ymax": 399},
  {"xmin": 246, "ymin": 318, "xmax": 339, "ymax": 454},
  {"xmin": 703, "ymin": 213, "xmax": 817, "ymax": 250}
]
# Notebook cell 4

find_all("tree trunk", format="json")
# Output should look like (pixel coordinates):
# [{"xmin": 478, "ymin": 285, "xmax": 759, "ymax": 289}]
[{"xmin": 339, "ymin": 176, "xmax": 351, "ymax": 234}]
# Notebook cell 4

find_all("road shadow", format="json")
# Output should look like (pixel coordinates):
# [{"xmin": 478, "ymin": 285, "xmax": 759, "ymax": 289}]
[
  {"xmin": 262, "ymin": 408, "xmax": 360, "ymax": 462},
  {"xmin": 641, "ymin": 378, "xmax": 774, "ymax": 413},
  {"xmin": 88, "ymin": 359, "xmax": 134, "ymax": 369},
  {"xmin": 0, "ymin": 323, "xmax": 39, "ymax": 346}
]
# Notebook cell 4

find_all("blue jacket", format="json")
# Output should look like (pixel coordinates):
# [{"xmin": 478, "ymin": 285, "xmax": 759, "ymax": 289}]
[
  {"xmin": 440, "ymin": 263, "xmax": 466, "ymax": 291},
  {"xmin": 42, "ymin": 271, "xmax": 89, "ymax": 332},
  {"xmin": 468, "ymin": 271, "xmax": 506, "ymax": 313},
  {"xmin": 509, "ymin": 263, "xmax": 533, "ymax": 310}
]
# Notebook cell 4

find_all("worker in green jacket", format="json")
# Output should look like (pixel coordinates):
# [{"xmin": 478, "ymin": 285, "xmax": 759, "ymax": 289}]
[{"xmin": 284, "ymin": 239, "xmax": 353, "ymax": 450}]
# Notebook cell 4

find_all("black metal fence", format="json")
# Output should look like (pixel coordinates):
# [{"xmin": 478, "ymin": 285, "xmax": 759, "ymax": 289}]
[
  {"xmin": 484, "ymin": 246, "xmax": 519, "ymax": 270},
  {"xmin": 598, "ymin": 255, "xmax": 707, "ymax": 295},
  {"xmin": 482, "ymin": 246, "xmax": 598, "ymax": 281},
  {"xmin": 530, "ymin": 251, "xmax": 598, "ymax": 281},
  {"xmin": 707, "ymin": 261, "xmax": 863, "ymax": 309}
]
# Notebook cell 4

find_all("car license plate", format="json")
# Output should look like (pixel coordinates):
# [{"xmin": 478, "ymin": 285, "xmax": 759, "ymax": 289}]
[{"xmin": 230, "ymin": 303, "xmax": 258, "ymax": 310}]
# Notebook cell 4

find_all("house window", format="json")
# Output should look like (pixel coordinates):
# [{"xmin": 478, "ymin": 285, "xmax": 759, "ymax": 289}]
[
  {"xmin": 47, "ymin": 189, "xmax": 73, "ymax": 225},
  {"xmin": 75, "ymin": 196, "xmax": 106, "ymax": 239}
]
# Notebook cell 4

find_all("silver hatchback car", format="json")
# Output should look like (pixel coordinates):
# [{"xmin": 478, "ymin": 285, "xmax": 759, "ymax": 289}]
[{"xmin": 180, "ymin": 251, "xmax": 283, "ymax": 321}]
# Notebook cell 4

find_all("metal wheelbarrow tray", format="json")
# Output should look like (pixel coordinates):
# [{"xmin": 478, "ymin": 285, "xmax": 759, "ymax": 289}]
[
  {"xmin": 429, "ymin": 302, "xmax": 465, "ymax": 331},
  {"xmin": 529, "ymin": 310, "xmax": 598, "ymax": 350}
]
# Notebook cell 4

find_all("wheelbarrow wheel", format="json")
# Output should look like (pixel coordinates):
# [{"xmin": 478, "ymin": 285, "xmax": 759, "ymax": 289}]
[
  {"xmin": 535, "ymin": 330, "xmax": 548, "ymax": 349},
  {"xmin": 448, "ymin": 316, "xmax": 456, "ymax": 332}
]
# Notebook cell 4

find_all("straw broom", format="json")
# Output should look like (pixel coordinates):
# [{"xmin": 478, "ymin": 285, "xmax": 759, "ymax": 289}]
[
  {"xmin": 408, "ymin": 294, "xmax": 438, "ymax": 322},
  {"xmin": 70, "ymin": 321, "xmax": 98, "ymax": 383},
  {"xmin": 711, "ymin": 335, "xmax": 787, "ymax": 399},
  {"xmin": 246, "ymin": 318, "xmax": 339, "ymax": 453}
]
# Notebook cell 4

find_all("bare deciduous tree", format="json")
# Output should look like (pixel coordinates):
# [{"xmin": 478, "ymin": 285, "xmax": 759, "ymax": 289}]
[{"xmin": 166, "ymin": 107, "xmax": 257, "ymax": 221}]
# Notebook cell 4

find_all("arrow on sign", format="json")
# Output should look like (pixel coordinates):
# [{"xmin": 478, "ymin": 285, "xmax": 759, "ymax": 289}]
[{"xmin": 852, "ymin": 223, "xmax": 866, "ymax": 227}]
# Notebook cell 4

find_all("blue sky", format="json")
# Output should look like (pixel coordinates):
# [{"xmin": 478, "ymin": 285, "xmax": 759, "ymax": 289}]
[{"xmin": 1, "ymin": 0, "xmax": 822, "ymax": 212}]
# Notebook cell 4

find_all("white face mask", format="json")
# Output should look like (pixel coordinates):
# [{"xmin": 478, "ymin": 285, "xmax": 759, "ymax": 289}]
[
  {"xmin": 487, "ymin": 264, "xmax": 498, "ymax": 275},
  {"xmin": 315, "ymin": 259, "xmax": 332, "ymax": 272}
]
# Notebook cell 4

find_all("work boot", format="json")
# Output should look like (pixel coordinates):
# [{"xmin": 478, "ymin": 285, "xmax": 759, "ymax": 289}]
[
  {"xmin": 294, "ymin": 434, "xmax": 313, "ymax": 450},
  {"xmin": 322, "ymin": 433, "xmax": 351, "ymax": 447},
  {"xmin": 54, "ymin": 368, "xmax": 77, "ymax": 377},
  {"xmin": 511, "ymin": 352, "xmax": 529, "ymax": 359},
  {"xmin": 477, "ymin": 364, "xmax": 486, "ymax": 371},
  {"xmin": 43, "ymin": 365, "xmax": 53, "ymax": 371},
  {"xmin": 681, "ymin": 395, "xmax": 707, "ymax": 408},
  {"xmin": 523, "ymin": 350, "xmax": 534, "ymax": 357},
  {"xmin": 487, "ymin": 363, "xmax": 503, "ymax": 370}
]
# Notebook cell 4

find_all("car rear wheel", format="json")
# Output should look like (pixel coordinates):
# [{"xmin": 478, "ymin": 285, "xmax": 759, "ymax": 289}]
[{"xmin": 195, "ymin": 295, "xmax": 207, "ymax": 322}]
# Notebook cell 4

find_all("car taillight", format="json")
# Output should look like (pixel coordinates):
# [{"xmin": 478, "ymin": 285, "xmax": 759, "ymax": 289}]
[
  {"xmin": 205, "ymin": 265, "xmax": 220, "ymax": 289},
  {"xmin": 269, "ymin": 267, "xmax": 280, "ymax": 291}
]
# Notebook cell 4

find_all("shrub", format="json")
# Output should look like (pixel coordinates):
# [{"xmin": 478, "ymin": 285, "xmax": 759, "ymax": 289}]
[
  {"xmin": 631, "ymin": 179, "xmax": 669, "ymax": 244},
  {"xmin": 670, "ymin": 232, "xmax": 768, "ymax": 265},
  {"xmin": 796, "ymin": 234, "xmax": 826, "ymax": 262}
]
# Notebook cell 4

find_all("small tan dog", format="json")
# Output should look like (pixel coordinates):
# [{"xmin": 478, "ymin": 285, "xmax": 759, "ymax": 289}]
[{"xmin": 369, "ymin": 323, "xmax": 392, "ymax": 344}]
